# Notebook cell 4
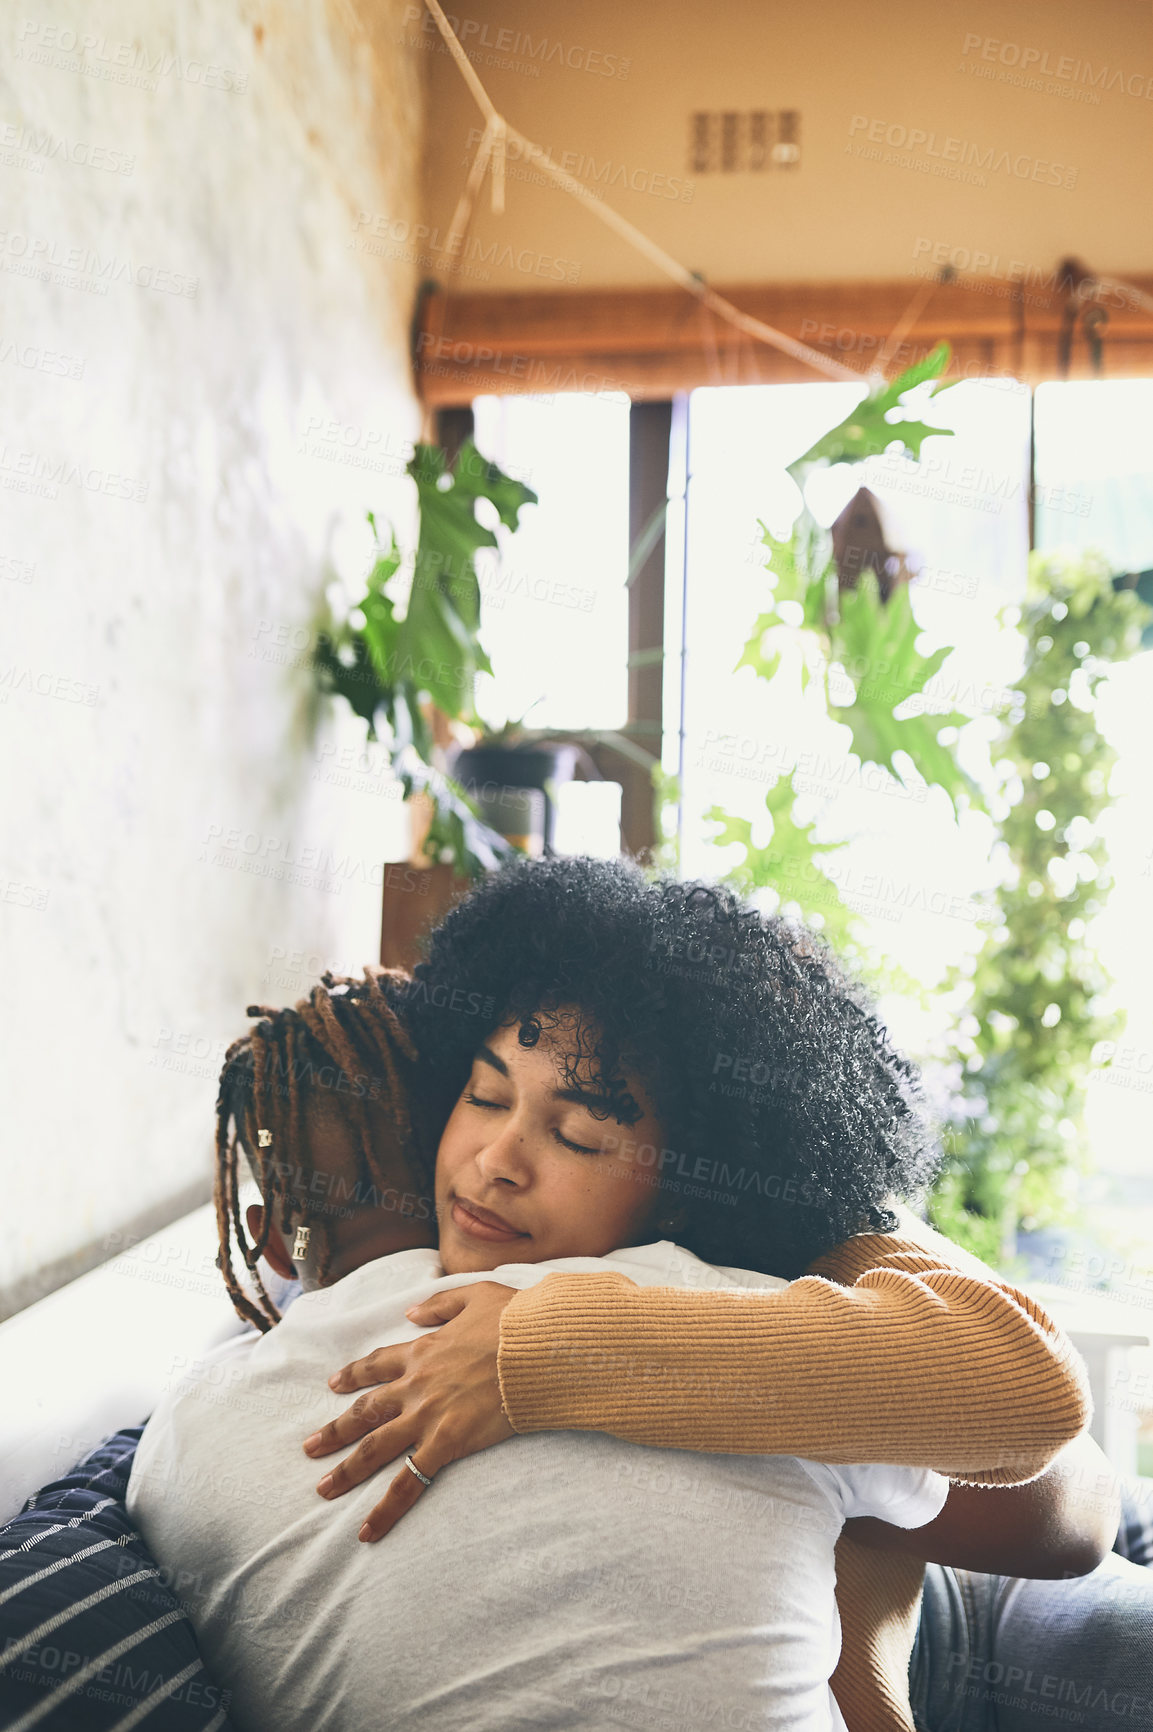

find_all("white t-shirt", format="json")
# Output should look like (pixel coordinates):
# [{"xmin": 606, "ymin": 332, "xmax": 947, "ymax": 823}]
[{"xmin": 128, "ymin": 1240, "xmax": 946, "ymax": 1732}]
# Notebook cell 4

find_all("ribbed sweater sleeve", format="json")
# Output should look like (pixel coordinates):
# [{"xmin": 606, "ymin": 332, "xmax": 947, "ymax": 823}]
[
  {"xmin": 829, "ymin": 1537, "xmax": 925, "ymax": 1732},
  {"xmin": 496, "ymin": 1223, "xmax": 1090, "ymax": 1485}
]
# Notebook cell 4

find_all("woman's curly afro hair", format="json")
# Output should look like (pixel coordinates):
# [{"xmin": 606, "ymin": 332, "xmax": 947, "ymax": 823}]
[{"xmin": 402, "ymin": 854, "xmax": 940, "ymax": 1279}]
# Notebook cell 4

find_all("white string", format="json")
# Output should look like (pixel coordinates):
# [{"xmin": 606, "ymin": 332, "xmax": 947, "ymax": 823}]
[
  {"xmin": 876, "ymin": 273, "xmax": 942, "ymax": 375},
  {"xmin": 443, "ymin": 114, "xmax": 498, "ymax": 267},
  {"xmin": 420, "ymin": 0, "xmax": 862, "ymax": 385}
]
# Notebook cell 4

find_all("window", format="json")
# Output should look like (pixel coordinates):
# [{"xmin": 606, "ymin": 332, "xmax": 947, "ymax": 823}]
[
  {"xmin": 471, "ymin": 392, "xmax": 630, "ymax": 733},
  {"xmin": 1033, "ymin": 382, "xmax": 1153, "ymax": 1255},
  {"xmin": 678, "ymin": 376, "xmax": 1152, "ymax": 1263},
  {"xmin": 679, "ymin": 378, "xmax": 1032, "ymax": 1036},
  {"xmin": 464, "ymin": 379, "xmax": 1152, "ymax": 1265}
]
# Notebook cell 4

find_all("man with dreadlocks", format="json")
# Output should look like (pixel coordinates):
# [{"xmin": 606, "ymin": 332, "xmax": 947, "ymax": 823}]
[
  {"xmin": 127, "ymin": 948, "xmax": 961, "ymax": 1732},
  {"xmin": 210, "ymin": 966, "xmax": 439, "ymax": 1328}
]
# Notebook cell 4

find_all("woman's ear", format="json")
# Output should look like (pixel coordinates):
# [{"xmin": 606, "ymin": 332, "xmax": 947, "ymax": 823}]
[{"xmin": 245, "ymin": 1202, "xmax": 296, "ymax": 1281}]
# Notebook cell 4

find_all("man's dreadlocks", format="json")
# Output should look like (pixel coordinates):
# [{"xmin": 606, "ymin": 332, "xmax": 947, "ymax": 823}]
[{"xmin": 213, "ymin": 966, "xmax": 433, "ymax": 1332}]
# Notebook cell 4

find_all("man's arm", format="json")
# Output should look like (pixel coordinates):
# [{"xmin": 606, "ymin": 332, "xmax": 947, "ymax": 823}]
[
  {"xmin": 844, "ymin": 1430, "xmax": 1121, "ymax": 1579},
  {"xmin": 829, "ymin": 1433, "xmax": 1120, "ymax": 1732}
]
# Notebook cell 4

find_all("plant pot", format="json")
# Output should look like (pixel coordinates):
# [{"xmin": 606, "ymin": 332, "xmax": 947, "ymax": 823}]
[{"xmin": 449, "ymin": 741, "xmax": 581, "ymax": 854}]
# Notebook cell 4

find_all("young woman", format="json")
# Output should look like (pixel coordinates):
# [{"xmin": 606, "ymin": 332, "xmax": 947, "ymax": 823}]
[
  {"xmin": 296, "ymin": 856, "xmax": 1138, "ymax": 1731},
  {"xmin": 305, "ymin": 854, "xmax": 1089, "ymax": 1502}
]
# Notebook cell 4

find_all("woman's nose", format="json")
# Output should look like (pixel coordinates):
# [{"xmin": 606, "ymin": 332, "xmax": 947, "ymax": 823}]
[{"xmin": 474, "ymin": 1117, "xmax": 533, "ymax": 1187}]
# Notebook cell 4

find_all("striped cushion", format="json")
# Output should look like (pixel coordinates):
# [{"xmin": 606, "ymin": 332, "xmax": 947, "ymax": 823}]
[{"xmin": 0, "ymin": 1429, "xmax": 233, "ymax": 1732}]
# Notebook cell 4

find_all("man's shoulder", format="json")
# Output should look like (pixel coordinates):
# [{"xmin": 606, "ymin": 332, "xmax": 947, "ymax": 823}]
[
  {"xmin": 808, "ymin": 1208, "xmax": 997, "ymax": 1285},
  {"xmin": 529, "ymin": 1240, "xmax": 790, "ymax": 1293}
]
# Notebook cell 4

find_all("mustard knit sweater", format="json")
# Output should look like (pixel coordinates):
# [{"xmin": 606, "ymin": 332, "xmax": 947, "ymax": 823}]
[{"xmin": 496, "ymin": 1209, "xmax": 1090, "ymax": 1732}]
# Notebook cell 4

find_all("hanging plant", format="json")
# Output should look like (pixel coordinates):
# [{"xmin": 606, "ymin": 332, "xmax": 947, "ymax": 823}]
[{"xmin": 705, "ymin": 343, "xmax": 982, "ymax": 948}]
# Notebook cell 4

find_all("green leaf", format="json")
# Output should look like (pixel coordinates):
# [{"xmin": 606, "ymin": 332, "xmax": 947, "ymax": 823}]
[
  {"xmin": 313, "ymin": 633, "xmax": 385, "ymax": 734},
  {"xmin": 706, "ymin": 775, "xmax": 855, "ymax": 943},
  {"xmin": 359, "ymin": 531, "xmax": 403, "ymax": 688},
  {"xmin": 749, "ymin": 519, "xmax": 835, "ymax": 644},
  {"xmin": 763, "ymin": 771, "xmax": 848, "ymax": 862},
  {"xmin": 828, "ymin": 574, "xmax": 984, "ymax": 814},
  {"xmin": 788, "ymin": 343, "xmax": 955, "ymax": 476},
  {"xmin": 311, "ymin": 441, "xmax": 539, "ymax": 876},
  {"xmin": 442, "ymin": 439, "xmax": 538, "ymax": 531},
  {"xmin": 833, "ymin": 574, "xmax": 942, "ymax": 703},
  {"xmin": 759, "ymin": 520, "xmax": 806, "ymax": 603},
  {"xmin": 869, "ymin": 344, "xmax": 956, "ymax": 413},
  {"xmin": 403, "ymin": 759, "xmax": 519, "ymax": 879},
  {"xmin": 736, "ymin": 632, "xmax": 782, "ymax": 684},
  {"xmin": 794, "ymin": 407, "xmax": 952, "ymax": 473},
  {"xmin": 832, "ymin": 702, "xmax": 976, "ymax": 812},
  {"xmin": 400, "ymin": 439, "xmax": 533, "ymax": 716}
]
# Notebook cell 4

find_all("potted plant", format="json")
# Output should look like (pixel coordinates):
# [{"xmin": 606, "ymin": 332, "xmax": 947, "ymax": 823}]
[
  {"xmin": 313, "ymin": 438, "xmax": 537, "ymax": 867},
  {"xmin": 312, "ymin": 437, "xmax": 537, "ymax": 962}
]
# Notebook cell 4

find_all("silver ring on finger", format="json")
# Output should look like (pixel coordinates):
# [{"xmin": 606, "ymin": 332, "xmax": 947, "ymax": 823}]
[{"xmin": 404, "ymin": 1453, "xmax": 433, "ymax": 1488}]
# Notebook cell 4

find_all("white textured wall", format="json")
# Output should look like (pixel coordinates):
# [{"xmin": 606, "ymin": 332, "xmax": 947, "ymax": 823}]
[{"xmin": 1, "ymin": 0, "xmax": 425, "ymax": 1314}]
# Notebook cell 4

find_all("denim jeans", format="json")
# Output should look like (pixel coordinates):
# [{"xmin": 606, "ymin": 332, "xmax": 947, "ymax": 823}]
[{"xmin": 910, "ymin": 1553, "xmax": 1153, "ymax": 1730}]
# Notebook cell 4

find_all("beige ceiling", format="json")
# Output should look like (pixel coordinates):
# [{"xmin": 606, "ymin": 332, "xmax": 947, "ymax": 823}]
[{"xmin": 418, "ymin": 0, "xmax": 1153, "ymax": 290}]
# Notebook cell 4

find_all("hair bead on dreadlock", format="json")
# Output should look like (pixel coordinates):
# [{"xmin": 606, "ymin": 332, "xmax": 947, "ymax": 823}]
[
  {"xmin": 213, "ymin": 967, "xmax": 432, "ymax": 1330},
  {"xmin": 213, "ymin": 1035, "xmax": 276, "ymax": 1335}
]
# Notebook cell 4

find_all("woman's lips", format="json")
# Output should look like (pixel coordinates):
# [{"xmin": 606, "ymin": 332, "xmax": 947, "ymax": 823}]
[{"xmin": 451, "ymin": 1197, "xmax": 529, "ymax": 1243}]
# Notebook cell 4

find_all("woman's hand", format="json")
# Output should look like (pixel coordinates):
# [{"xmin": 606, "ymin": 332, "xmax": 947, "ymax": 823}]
[{"xmin": 302, "ymin": 1281, "xmax": 517, "ymax": 1542}]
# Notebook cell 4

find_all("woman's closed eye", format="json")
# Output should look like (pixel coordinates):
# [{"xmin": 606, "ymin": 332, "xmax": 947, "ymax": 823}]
[
  {"xmin": 553, "ymin": 1127, "xmax": 602, "ymax": 1155},
  {"xmin": 463, "ymin": 1090, "xmax": 505, "ymax": 1112},
  {"xmin": 463, "ymin": 1090, "xmax": 602, "ymax": 1156}
]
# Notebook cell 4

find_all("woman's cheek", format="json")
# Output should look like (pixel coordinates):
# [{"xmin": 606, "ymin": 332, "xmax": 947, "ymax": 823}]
[{"xmin": 434, "ymin": 1108, "xmax": 470, "ymax": 1190}]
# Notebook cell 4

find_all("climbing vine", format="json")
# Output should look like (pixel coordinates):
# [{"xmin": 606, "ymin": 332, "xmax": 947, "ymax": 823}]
[{"xmin": 929, "ymin": 550, "xmax": 1150, "ymax": 1264}]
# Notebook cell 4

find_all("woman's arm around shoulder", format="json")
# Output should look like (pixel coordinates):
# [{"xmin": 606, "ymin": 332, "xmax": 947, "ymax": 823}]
[{"xmin": 497, "ymin": 1206, "xmax": 1091, "ymax": 1483}]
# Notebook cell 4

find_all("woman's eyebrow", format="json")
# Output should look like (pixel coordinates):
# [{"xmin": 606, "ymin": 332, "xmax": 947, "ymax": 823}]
[
  {"xmin": 473, "ymin": 1048, "xmax": 600, "ymax": 1105},
  {"xmin": 553, "ymin": 1085, "xmax": 640, "ymax": 1127},
  {"xmin": 552, "ymin": 1085, "xmax": 608, "ymax": 1108},
  {"xmin": 475, "ymin": 1043, "xmax": 634, "ymax": 1120}
]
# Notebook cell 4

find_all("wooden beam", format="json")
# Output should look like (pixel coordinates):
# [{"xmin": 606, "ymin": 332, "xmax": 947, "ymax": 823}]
[{"xmin": 414, "ymin": 274, "xmax": 1153, "ymax": 403}]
